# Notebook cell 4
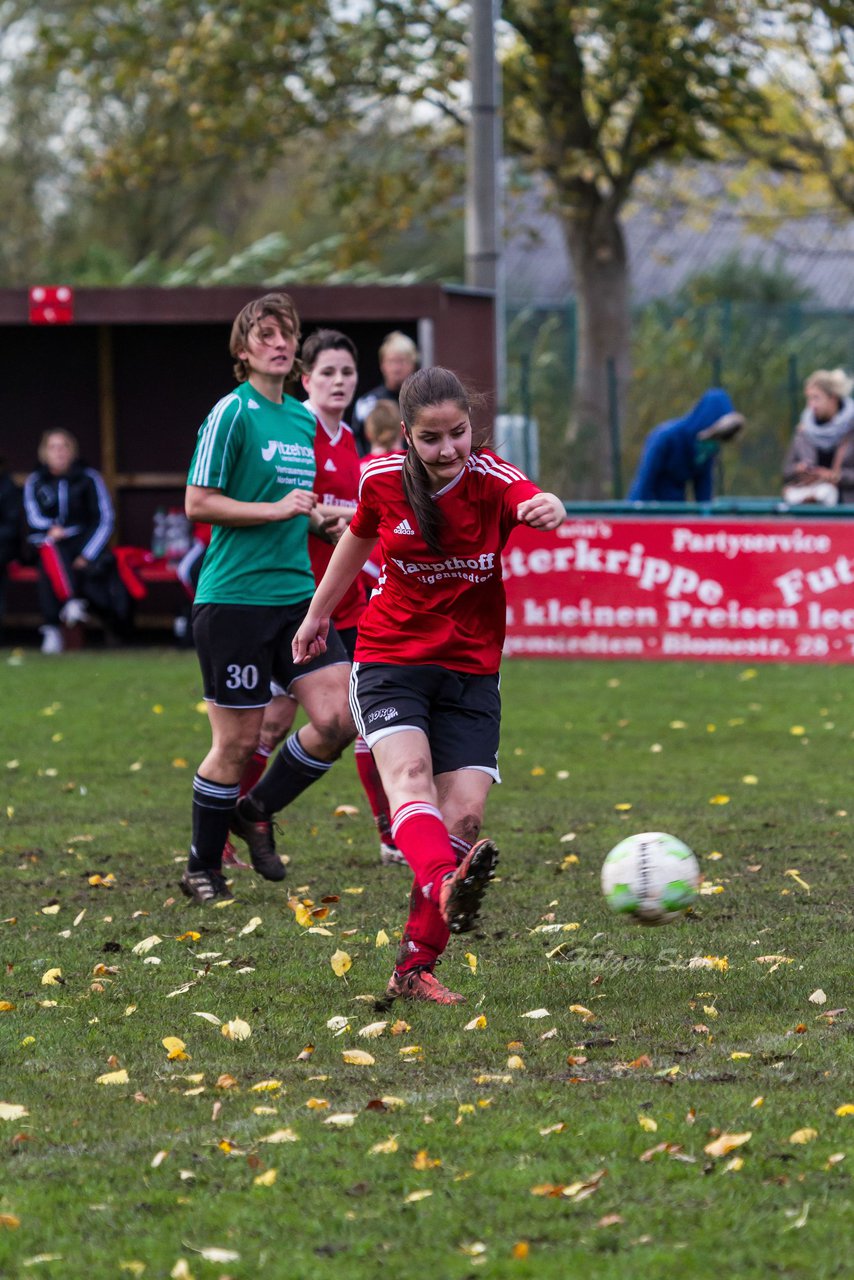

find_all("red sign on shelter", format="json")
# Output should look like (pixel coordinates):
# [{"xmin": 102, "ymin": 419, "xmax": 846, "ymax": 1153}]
[{"xmin": 29, "ymin": 286, "xmax": 74, "ymax": 324}]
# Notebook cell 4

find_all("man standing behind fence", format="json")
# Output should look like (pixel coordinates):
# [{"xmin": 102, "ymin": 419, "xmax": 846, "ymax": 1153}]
[{"xmin": 627, "ymin": 388, "xmax": 745, "ymax": 503}]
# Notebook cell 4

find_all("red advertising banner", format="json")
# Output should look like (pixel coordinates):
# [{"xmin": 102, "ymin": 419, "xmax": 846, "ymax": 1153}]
[{"xmin": 502, "ymin": 517, "xmax": 854, "ymax": 663}]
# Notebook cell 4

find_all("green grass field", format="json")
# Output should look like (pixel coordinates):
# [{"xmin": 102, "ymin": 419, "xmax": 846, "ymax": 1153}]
[{"xmin": 0, "ymin": 649, "xmax": 851, "ymax": 1279}]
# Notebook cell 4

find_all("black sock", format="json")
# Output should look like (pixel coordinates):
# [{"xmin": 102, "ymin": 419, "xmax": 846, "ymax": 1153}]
[
  {"xmin": 188, "ymin": 774, "xmax": 240, "ymax": 871},
  {"xmin": 247, "ymin": 732, "xmax": 334, "ymax": 816}
]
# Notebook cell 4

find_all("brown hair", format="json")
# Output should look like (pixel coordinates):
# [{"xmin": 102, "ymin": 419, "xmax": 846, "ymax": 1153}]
[
  {"xmin": 399, "ymin": 367, "xmax": 487, "ymax": 554},
  {"xmin": 38, "ymin": 429, "xmax": 78, "ymax": 465},
  {"xmin": 230, "ymin": 292, "xmax": 301, "ymax": 383},
  {"xmin": 365, "ymin": 400, "xmax": 403, "ymax": 452},
  {"xmin": 301, "ymin": 328, "xmax": 358, "ymax": 372}
]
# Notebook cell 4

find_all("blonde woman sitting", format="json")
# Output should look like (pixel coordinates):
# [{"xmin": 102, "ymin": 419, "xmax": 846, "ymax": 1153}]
[{"xmin": 783, "ymin": 369, "xmax": 854, "ymax": 506}]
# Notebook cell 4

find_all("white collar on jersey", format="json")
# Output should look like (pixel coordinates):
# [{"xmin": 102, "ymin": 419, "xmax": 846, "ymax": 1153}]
[
  {"xmin": 431, "ymin": 466, "xmax": 468, "ymax": 501},
  {"xmin": 306, "ymin": 400, "xmax": 345, "ymax": 447}
]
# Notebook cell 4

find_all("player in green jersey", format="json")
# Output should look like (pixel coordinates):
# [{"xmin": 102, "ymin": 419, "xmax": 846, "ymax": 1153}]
[{"xmin": 182, "ymin": 292, "xmax": 356, "ymax": 904}]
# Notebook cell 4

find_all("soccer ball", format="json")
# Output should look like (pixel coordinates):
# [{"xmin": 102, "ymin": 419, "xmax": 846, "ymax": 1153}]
[{"xmin": 601, "ymin": 831, "xmax": 700, "ymax": 925}]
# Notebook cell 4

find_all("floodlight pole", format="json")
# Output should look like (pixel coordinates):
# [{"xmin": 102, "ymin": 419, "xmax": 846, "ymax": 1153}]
[{"xmin": 466, "ymin": 0, "xmax": 505, "ymax": 409}]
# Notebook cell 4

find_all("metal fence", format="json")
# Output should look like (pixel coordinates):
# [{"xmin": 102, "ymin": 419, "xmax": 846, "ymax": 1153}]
[{"xmin": 503, "ymin": 299, "xmax": 854, "ymax": 498}]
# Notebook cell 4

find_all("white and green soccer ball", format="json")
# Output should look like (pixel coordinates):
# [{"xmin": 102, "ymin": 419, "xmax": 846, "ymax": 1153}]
[{"xmin": 601, "ymin": 831, "xmax": 700, "ymax": 925}]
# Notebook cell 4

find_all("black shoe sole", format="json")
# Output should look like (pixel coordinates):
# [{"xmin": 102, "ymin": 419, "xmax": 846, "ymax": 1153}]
[{"xmin": 444, "ymin": 839, "xmax": 499, "ymax": 934}]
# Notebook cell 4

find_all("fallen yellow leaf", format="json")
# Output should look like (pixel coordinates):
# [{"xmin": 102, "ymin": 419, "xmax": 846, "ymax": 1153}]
[
  {"xmin": 330, "ymin": 950, "xmax": 352, "ymax": 977},
  {"xmin": 0, "ymin": 1103, "xmax": 29, "ymax": 1121},
  {"xmin": 412, "ymin": 1149, "xmax": 441, "ymax": 1170},
  {"xmin": 358, "ymin": 1021, "xmax": 388, "ymax": 1039},
  {"xmin": 464, "ymin": 952, "xmax": 477, "ymax": 974},
  {"xmin": 221, "ymin": 1018, "xmax": 251, "ymax": 1042},
  {"xmin": 96, "ymin": 1069, "xmax": 129, "ymax": 1085},
  {"xmin": 250, "ymin": 1080, "xmax": 282, "ymax": 1093},
  {"xmin": 253, "ymin": 1168, "xmax": 278, "ymax": 1187},
  {"xmin": 704, "ymin": 1132, "xmax": 751, "ymax": 1157},
  {"xmin": 40, "ymin": 968, "xmax": 62, "ymax": 986},
  {"xmin": 464, "ymin": 1015, "xmax": 487, "ymax": 1031},
  {"xmin": 131, "ymin": 936, "xmax": 161, "ymax": 955},
  {"xmin": 789, "ymin": 1128, "xmax": 818, "ymax": 1144},
  {"xmin": 638, "ymin": 1115, "xmax": 658, "ymax": 1132},
  {"xmin": 369, "ymin": 1135, "xmax": 399, "ymax": 1155},
  {"xmin": 162, "ymin": 1036, "xmax": 190, "ymax": 1061},
  {"xmin": 342, "ymin": 1049, "xmax": 375, "ymax": 1066},
  {"xmin": 835, "ymin": 1104, "xmax": 854, "ymax": 1117},
  {"xmin": 784, "ymin": 868, "xmax": 811, "ymax": 891},
  {"xmin": 375, "ymin": 929, "xmax": 390, "ymax": 947}
]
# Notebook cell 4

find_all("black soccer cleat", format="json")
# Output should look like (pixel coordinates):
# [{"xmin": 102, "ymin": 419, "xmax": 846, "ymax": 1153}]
[
  {"xmin": 180, "ymin": 867, "xmax": 234, "ymax": 905},
  {"xmin": 438, "ymin": 838, "xmax": 499, "ymax": 933},
  {"xmin": 230, "ymin": 797, "xmax": 289, "ymax": 881}
]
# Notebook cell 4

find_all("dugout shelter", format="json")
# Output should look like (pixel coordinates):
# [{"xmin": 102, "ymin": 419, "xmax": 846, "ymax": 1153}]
[{"xmin": 1, "ymin": 283, "xmax": 495, "ymax": 628}]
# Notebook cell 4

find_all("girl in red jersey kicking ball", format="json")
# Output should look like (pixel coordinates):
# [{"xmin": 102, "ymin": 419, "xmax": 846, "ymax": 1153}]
[{"xmin": 293, "ymin": 367, "xmax": 565, "ymax": 1005}]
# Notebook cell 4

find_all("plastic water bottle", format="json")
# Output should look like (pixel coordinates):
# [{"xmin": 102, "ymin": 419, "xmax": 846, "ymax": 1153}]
[
  {"xmin": 166, "ymin": 509, "xmax": 191, "ymax": 562},
  {"xmin": 151, "ymin": 507, "xmax": 167, "ymax": 559}
]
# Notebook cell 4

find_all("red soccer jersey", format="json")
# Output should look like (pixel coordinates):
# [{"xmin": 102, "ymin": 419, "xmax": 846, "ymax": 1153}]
[
  {"xmin": 350, "ymin": 448, "xmax": 540, "ymax": 673},
  {"xmin": 310, "ymin": 415, "xmax": 366, "ymax": 631}
]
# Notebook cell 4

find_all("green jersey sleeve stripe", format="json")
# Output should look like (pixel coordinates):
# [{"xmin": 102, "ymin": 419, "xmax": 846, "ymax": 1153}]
[{"xmin": 191, "ymin": 393, "xmax": 242, "ymax": 486}]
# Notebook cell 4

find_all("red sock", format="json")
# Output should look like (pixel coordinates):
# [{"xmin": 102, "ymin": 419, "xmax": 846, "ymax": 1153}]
[
  {"xmin": 395, "ymin": 833, "xmax": 472, "ymax": 974},
  {"xmin": 390, "ymin": 802, "xmax": 456, "ymax": 901},
  {"xmin": 395, "ymin": 878, "xmax": 450, "ymax": 973},
  {"xmin": 354, "ymin": 738, "xmax": 391, "ymax": 830},
  {"xmin": 239, "ymin": 744, "xmax": 271, "ymax": 797}
]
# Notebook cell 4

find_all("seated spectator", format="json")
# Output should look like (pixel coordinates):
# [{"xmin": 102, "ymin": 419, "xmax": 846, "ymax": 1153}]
[
  {"xmin": 362, "ymin": 399, "xmax": 405, "ymax": 461},
  {"xmin": 352, "ymin": 330, "xmax": 418, "ymax": 454},
  {"xmin": 627, "ymin": 388, "xmax": 745, "ymax": 503},
  {"xmin": 782, "ymin": 369, "xmax": 854, "ymax": 506},
  {"xmin": 23, "ymin": 429, "xmax": 132, "ymax": 653},
  {"xmin": 0, "ymin": 458, "xmax": 22, "ymax": 640}
]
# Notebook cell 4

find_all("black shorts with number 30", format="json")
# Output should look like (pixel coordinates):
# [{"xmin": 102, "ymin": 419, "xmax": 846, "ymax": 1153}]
[{"xmin": 192, "ymin": 601, "xmax": 348, "ymax": 709}]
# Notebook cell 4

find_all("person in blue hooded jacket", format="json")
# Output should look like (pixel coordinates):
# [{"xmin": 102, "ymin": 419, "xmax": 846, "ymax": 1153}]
[{"xmin": 627, "ymin": 389, "xmax": 745, "ymax": 503}]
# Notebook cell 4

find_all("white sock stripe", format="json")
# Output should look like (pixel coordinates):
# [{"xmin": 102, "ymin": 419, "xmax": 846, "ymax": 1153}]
[
  {"xmin": 256, "ymin": 744, "xmax": 273, "ymax": 759},
  {"xmin": 449, "ymin": 835, "xmax": 471, "ymax": 856},
  {"xmin": 353, "ymin": 736, "xmax": 372, "ymax": 755},
  {"xmin": 285, "ymin": 733, "xmax": 332, "ymax": 773},
  {"xmin": 193, "ymin": 776, "xmax": 240, "ymax": 801},
  {"xmin": 390, "ymin": 801, "xmax": 443, "ymax": 840}
]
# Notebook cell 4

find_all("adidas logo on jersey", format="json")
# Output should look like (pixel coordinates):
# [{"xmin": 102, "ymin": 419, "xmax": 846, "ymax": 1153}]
[
  {"xmin": 324, "ymin": 458, "xmax": 337, "ymax": 471},
  {"xmin": 393, "ymin": 518, "xmax": 416, "ymax": 535},
  {"xmin": 248, "ymin": 398, "xmax": 260, "ymax": 409}
]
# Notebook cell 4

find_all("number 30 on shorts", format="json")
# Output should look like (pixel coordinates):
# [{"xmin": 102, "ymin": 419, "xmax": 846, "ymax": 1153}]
[{"xmin": 225, "ymin": 663, "xmax": 259, "ymax": 691}]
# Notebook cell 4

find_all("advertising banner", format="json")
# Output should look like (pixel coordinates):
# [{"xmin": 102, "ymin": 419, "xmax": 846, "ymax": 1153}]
[{"xmin": 502, "ymin": 517, "xmax": 854, "ymax": 663}]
